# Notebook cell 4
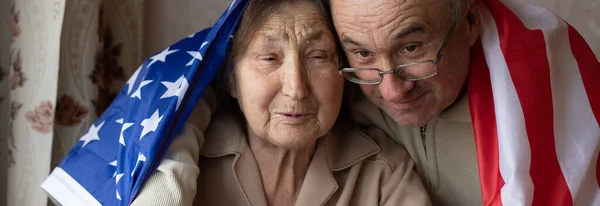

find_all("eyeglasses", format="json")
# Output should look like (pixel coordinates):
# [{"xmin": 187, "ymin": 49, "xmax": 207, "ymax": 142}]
[{"xmin": 339, "ymin": 16, "xmax": 459, "ymax": 85}]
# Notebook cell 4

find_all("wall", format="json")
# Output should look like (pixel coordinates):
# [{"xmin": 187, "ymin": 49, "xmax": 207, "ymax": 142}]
[{"xmin": 143, "ymin": 0, "xmax": 599, "ymax": 59}]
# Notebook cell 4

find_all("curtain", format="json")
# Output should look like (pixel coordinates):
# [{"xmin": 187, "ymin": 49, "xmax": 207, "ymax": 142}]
[{"xmin": 0, "ymin": 0, "xmax": 597, "ymax": 205}]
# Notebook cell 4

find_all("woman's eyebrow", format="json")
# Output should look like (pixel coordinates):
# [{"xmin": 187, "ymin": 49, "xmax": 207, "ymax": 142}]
[
  {"xmin": 303, "ymin": 31, "xmax": 327, "ymax": 43},
  {"xmin": 264, "ymin": 33, "xmax": 283, "ymax": 43}
]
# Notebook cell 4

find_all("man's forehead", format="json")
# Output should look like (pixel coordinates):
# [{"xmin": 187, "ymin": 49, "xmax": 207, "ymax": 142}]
[
  {"xmin": 330, "ymin": 0, "xmax": 445, "ymax": 21},
  {"xmin": 331, "ymin": 0, "xmax": 448, "ymax": 38}
]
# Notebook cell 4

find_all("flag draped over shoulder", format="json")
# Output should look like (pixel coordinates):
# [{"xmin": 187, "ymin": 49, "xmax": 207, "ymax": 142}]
[
  {"xmin": 41, "ymin": 1, "xmax": 249, "ymax": 205},
  {"xmin": 469, "ymin": 0, "xmax": 600, "ymax": 205},
  {"xmin": 41, "ymin": 0, "xmax": 600, "ymax": 205}
]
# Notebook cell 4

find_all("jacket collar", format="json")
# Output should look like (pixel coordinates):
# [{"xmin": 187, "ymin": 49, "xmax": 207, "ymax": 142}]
[
  {"xmin": 200, "ymin": 116, "xmax": 380, "ymax": 205},
  {"xmin": 437, "ymin": 93, "xmax": 472, "ymax": 123}
]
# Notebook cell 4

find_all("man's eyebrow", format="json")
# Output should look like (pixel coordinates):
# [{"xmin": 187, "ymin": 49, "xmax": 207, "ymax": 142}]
[
  {"xmin": 393, "ymin": 25, "xmax": 425, "ymax": 40},
  {"xmin": 341, "ymin": 34, "xmax": 362, "ymax": 46},
  {"xmin": 340, "ymin": 25, "xmax": 425, "ymax": 47}
]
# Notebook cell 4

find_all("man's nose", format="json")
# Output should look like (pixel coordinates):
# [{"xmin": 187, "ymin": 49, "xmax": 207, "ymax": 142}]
[
  {"xmin": 378, "ymin": 68, "xmax": 415, "ymax": 103},
  {"xmin": 281, "ymin": 59, "xmax": 310, "ymax": 100}
]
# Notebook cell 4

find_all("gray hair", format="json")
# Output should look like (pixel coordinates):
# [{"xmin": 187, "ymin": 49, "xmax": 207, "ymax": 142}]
[
  {"xmin": 446, "ymin": 0, "xmax": 471, "ymax": 23},
  {"xmin": 326, "ymin": 0, "xmax": 471, "ymax": 23}
]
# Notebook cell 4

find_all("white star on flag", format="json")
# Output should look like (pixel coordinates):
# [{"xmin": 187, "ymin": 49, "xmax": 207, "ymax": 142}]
[
  {"xmin": 109, "ymin": 160, "xmax": 118, "ymax": 177},
  {"xmin": 140, "ymin": 110, "xmax": 163, "ymax": 140},
  {"xmin": 115, "ymin": 173, "xmax": 124, "ymax": 185},
  {"xmin": 200, "ymin": 41, "xmax": 209, "ymax": 51},
  {"xmin": 228, "ymin": 0, "xmax": 237, "ymax": 13},
  {"xmin": 115, "ymin": 118, "xmax": 124, "ymax": 124},
  {"xmin": 116, "ymin": 190, "xmax": 122, "ymax": 200},
  {"xmin": 186, "ymin": 51, "xmax": 202, "ymax": 66},
  {"xmin": 131, "ymin": 152, "xmax": 147, "ymax": 177},
  {"xmin": 115, "ymin": 173, "xmax": 124, "ymax": 200},
  {"xmin": 185, "ymin": 41, "xmax": 208, "ymax": 67},
  {"xmin": 160, "ymin": 75, "xmax": 189, "ymax": 111},
  {"xmin": 79, "ymin": 121, "xmax": 105, "ymax": 148},
  {"xmin": 148, "ymin": 47, "xmax": 179, "ymax": 68},
  {"xmin": 125, "ymin": 66, "xmax": 142, "ymax": 95},
  {"xmin": 131, "ymin": 80, "xmax": 153, "ymax": 99},
  {"xmin": 187, "ymin": 33, "xmax": 195, "ymax": 38},
  {"xmin": 119, "ymin": 122, "xmax": 134, "ymax": 146}
]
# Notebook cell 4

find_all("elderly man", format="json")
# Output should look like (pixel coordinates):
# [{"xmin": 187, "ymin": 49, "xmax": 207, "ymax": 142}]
[{"xmin": 331, "ymin": 0, "xmax": 600, "ymax": 205}]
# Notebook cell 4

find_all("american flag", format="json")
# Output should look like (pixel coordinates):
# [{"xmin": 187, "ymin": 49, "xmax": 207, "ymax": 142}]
[
  {"xmin": 469, "ymin": 0, "xmax": 600, "ymax": 205},
  {"xmin": 41, "ymin": 0, "xmax": 600, "ymax": 205},
  {"xmin": 41, "ymin": 1, "xmax": 247, "ymax": 205}
]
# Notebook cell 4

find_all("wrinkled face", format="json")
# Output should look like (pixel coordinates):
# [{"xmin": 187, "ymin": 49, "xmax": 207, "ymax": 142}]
[
  {"xmin": 331, "ymin": 0, "xmax": 479, "ymax": 126},
  {"xmin": 233, "ymin": 1, "xmax": 344, "ymax": 148}
]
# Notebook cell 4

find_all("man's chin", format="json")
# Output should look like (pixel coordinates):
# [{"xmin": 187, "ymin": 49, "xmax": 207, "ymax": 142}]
[{"xmin": 383, "ymin": 107, "xmax": 434, "ymax": 127}]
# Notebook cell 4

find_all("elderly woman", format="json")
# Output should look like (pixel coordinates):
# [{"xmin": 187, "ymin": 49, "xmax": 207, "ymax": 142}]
[{"xmin": 132, "ymin": 0, "xmax": 430, "ymax": 205}]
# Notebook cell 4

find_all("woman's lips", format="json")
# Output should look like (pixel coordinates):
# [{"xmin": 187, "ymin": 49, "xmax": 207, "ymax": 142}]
[{"xmin": 276, "ymin": 113, "xmax": 313, "ymax": 124}]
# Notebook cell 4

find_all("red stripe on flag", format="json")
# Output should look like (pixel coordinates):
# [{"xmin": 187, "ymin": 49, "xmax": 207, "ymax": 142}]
[
  {"xmin": 567, "ymin": 25, "xmax": 600, "ymax": 188},
  {"xmin": 567, "ymin": 26, "xmax": 600, "ymax": 127},
  {"xmin": 483, "ymin": 1, "xmax": 573, "ymax": 205},
  {"xmin": 468, "ymin": 40, "xmax": 504, "ymax": 206}
]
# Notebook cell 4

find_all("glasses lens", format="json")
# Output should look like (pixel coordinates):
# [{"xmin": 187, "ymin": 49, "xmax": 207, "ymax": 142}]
[
  {"xmin": 396, "ymin": 62, "xmax": 437, "ymax": 81},
  {"xmin": 342, "ymin": 69, "xmax": 381, "ymax": 83}
]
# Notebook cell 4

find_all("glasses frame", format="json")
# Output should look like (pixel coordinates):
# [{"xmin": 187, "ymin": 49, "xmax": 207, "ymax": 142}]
[{"xmin": 339, "ymin": 15, "xmax": 460, "ymax": 85}]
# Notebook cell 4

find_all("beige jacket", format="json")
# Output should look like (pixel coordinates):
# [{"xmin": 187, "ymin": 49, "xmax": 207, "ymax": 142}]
[
  {"xmin": 350, "ymin": 94, "xmax": 483, "ymax": 206},
  {"xmin": 131, "ymin": 89, "xmax": 431, "ymax": 206}
]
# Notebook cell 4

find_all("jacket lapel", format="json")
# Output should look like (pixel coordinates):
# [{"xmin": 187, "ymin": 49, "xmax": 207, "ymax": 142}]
[
  {"xmin": 201, "ymin": 115, "xmax": 268, "ymax": 206},
  {"xmin": 294, "ymin": 141, "xmax": 338, "ymax": 206},
  {"xmin": 295, "ymin": 126, "xmax": 380, "ymax": 206},
  {"xmin": 233, "ymin": 139, "xmax": 268, "ymax": 206}
]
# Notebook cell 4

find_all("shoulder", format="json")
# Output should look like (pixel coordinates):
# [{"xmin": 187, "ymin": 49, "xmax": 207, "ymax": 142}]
[
  {"xmin": 361, "ymin": 126, "xmax": 410, "ymax": 172},
  {"xmin": 328, "ymin": 124, "xmax": 410, "ymax": 173}
]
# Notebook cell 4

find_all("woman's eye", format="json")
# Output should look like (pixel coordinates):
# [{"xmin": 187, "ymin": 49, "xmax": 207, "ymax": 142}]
[
  {"xmin": 310, "ymin": 53, "xmax": 328, "ymax": 59},
  {"xmin": 259, "ymin": 55, "xmax": 277, "ymax": 61},
  {"xmin": 307, "ymin": 51, "xmax": 330, "ymax": 61}
]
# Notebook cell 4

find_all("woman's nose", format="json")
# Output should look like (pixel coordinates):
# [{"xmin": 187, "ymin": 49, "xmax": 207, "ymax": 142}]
[{"xmin": 281, "ymin": 60, "xmax": 310, "ymax": 100}]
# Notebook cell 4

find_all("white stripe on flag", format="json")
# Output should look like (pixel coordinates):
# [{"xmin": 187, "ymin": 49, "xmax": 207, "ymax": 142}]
[
  {"xmin": 41, "ymin": 168, "xmax": 102, "ymax": 206},
  {"xmin": 501, "ymin": 1, "xmax": 600, "ymax": 205},
  {"xmin": 478, "ymin": 3, "xmax": 534, "ymax": 206}
]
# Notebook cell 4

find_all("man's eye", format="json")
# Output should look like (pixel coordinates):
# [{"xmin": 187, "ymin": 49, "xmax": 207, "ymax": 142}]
[
  {"xmin": 354, "ymin": 50, "xmax": 372, "ymax": 58},
  {"xmin": 403, "ymin": 45, "xmax": 419, "ymax": 53}
]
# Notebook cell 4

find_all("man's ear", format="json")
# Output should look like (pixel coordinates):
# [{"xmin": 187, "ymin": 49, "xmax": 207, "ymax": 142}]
[{"xmin": 466, "ymin": 2, "xmax": 481, "ymax": 46}]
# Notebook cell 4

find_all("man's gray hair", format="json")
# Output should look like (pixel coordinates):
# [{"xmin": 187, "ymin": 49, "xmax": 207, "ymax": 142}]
[
  {"xmin": 325, "ymin": 0, "xmax": 472, "ymax": 22},
  {"xmin": 446, "ymin": 0, "xmax": 472, "ymax": 22}
]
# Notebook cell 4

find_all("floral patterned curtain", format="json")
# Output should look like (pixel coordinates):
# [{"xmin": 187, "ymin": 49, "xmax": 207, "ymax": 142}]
[
  {"xmin": 1, "ymin": 0, "xmax": 66, "ymax": 205},
  {"xmin": 0, "ymin": 0, "xmax": 598, "ymax": 205},
  {"xmin": 0, "ymin": 0, "xmax": 144, "ymax": 205}
]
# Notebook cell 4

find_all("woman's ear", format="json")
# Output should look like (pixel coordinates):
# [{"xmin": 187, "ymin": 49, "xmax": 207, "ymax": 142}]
[
  {"xmin": 466, "ymin": 2, "xmax": 481, "ymax": 47},
  {"xmin": 227, "ymin": 67, "xmax": 238, "ymax": 98},
  {"xmin": 229, "ymin": 85, "xmax": 238, "ymax": 98}
]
